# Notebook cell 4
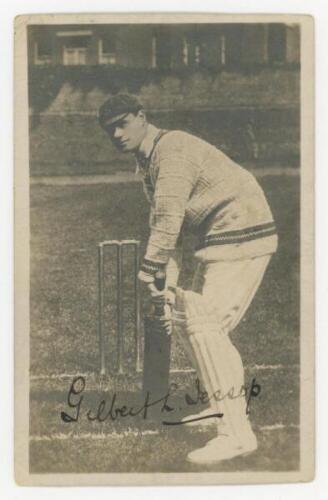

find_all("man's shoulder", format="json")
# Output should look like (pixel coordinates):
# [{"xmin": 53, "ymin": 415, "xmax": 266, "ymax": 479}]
[
  {"xmin": 163, "ymin": 129, "xmax": 201, "ymax": 142},
  {"xmin": 153, "ymin": 127, "xmax": 251, "ymax": 176},
  {"xmin": 157, "ymin": 129, "xmax": 209, "ymax": 153}
]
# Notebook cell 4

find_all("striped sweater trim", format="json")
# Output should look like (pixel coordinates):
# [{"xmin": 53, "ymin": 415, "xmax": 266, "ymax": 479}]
[
  {"xmin": 141, "ymin": 259, "xmax": 166, "ymax": 276},
  {"xmin": 196, "ymin": 222, "xmax": 277, "ymax": 250}
]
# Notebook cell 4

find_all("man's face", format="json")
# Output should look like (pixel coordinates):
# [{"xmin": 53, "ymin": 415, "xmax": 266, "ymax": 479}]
[{"xmin": 103, "ymin": 111, "xmax": 147, "ymax": 153}]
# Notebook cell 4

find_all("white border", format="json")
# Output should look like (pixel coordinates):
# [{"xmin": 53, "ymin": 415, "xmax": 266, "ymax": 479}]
[
  {"xmin": 14, "ymin": 9, "xmax": 314, "ymax": 487},
  {"xmin": 1, "ymin": 0, "xmax": 327, "ymax": 498}
]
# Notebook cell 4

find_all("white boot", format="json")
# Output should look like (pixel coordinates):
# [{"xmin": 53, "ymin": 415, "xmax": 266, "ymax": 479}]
[{"xmin": 187, "ymin": 431, "xmax": 257, "ymax": 465}]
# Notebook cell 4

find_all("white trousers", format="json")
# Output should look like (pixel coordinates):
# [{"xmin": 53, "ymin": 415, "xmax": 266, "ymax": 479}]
[{"xmin": 173, "ymin": 254, "xmax": 271, "ymax": 445}]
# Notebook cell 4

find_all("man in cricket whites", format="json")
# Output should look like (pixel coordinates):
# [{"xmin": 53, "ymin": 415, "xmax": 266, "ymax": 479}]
[{"xmin": 98, "ymin": 94, "xmax": 278, "ymax": 465}]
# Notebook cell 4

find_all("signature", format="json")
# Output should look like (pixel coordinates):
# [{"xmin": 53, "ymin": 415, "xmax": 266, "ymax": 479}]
[{"xmin": 61, "ymin": 376, "xmax": 261, "ymax": 426}]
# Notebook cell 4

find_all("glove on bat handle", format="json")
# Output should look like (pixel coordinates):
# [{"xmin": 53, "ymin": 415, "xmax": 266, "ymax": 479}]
[
  {"xmin": 154, "ymin": 271, "xmax": 166, "ymax": 292},
  {"xmin": 153, "ymin": 271, "xmax": 167, "ymax": 317}
]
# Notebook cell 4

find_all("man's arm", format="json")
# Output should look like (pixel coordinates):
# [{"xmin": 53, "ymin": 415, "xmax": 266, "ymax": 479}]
[
  {"xmin": 139, "ymin": 152, "xmax": 198, "ymax": 283},
  {"xmin": 166, "ymin": 245, "xmax": 183, "ymax": 290}
]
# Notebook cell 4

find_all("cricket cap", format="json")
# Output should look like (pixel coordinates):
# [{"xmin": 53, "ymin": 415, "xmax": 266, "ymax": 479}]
[{"xmin": 98, "ymin": 94, "xmax": 144, "ymax": 128}]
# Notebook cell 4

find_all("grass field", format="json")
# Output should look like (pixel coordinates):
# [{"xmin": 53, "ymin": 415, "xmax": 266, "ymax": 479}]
[{"xmin": 30, "ymin": 173, "xmax": 300, "ymax": 473}]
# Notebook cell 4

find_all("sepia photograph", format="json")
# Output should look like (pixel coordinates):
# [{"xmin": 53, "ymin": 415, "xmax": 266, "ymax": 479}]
[{"xmin": 14, "ymin": 13, "xmax": 314, "ymax": 485}]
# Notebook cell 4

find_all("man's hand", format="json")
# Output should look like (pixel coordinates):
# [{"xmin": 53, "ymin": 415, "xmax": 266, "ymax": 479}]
[
  {"xmin": 138, "ymin": 270, "xmax": 174, "ymax": 334},
  {"xmin": 147, "ymin": 283, "xmax": 176, "ymax": 307},
  {"xmin": 147, "ymin": 283, "xmax": 174, "ymax": 336}
]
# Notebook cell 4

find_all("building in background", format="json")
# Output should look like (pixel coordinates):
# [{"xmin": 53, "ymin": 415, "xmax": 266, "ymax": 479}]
[
  {"xmin": 28, "ymin": 23, "xmax": 301, "ymax": 171},
  {"xmin": 28, "ymin": 24, "xmax": 300, "ymax": 69}
]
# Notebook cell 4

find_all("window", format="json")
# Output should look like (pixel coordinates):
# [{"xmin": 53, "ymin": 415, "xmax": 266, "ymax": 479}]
[
  {"xmin": 220, "ymin": 34, "xmax": 226, "ymax": 66},
  {"xmin": 61, "ymin": 35, "xmax": 89, "ymax": 66},
  {"xmin": 63, "ymin": 47, "xmax": 87, "ymax": 65},
  {"xmin": 34, "ymin": 39, "xmax": 52, "ymax": 65},
  {"xmin": 181, "ymin": 27, "xmax": 229, "ymax": 70},
  {"xmin": 182, "ymin": 38, "xmax": 188, "ymax": 65},
  {"xmin": 195, "ymin": 45, "xmax": 201, "ymax": 65},
  {"xmin": 98, "ymin": 37, "xmax": 116, "ymax": 65},
  {"xmin": 182, "ymin": 38, "xmax": 199, "ymax": 67}
]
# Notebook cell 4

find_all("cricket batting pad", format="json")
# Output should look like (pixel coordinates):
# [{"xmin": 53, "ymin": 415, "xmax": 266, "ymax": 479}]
[
  {"xmin": 180, "ymin": 289, "xmax": 254, "ymax": 445},
  {"xmin": 172, "ymin": 289, "xmax": 198, "ymax": 372},
  {"xmin": 173, "ymin": 255, "xmax": 271, "ymax": 442}
]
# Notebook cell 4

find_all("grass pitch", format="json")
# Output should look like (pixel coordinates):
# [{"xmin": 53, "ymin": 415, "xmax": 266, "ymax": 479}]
[{"xmin": 29, "ymin": 173, "xmax": 300, "ymax": 472}]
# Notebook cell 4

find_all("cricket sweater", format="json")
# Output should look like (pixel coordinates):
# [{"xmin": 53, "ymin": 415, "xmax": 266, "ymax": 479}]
[{"xmin": 135, "ymin": 124, "xmax": 278, "ymax": 281}]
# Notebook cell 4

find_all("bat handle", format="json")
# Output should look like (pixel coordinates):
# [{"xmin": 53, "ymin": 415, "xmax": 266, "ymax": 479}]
[
  {"xmin": 154, "ymin": 271, "xmax": 166, "ymax": 292},
  {"xmin": 153, "ymin": 271, "xmax": 166, "ymax": 316}
]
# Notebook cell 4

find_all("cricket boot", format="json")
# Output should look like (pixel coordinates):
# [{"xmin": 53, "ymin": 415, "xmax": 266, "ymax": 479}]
[{"xmin": 187, "ymin": 432, "xmax": 258, "ymax": 465}]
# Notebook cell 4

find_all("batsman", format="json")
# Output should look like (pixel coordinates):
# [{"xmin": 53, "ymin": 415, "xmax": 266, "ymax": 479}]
[{"xmin": 98, "ymin": 94, "xmax": 278, "ymax": 465}]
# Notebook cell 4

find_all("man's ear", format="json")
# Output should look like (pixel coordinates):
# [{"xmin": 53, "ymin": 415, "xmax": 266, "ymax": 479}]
[{"xmin": 138, "ymin": 109, "xmax": 147, "ymax": 124}]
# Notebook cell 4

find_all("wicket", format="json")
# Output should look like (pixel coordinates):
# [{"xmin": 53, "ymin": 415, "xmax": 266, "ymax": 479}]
[
  {"xmin": 97, "ymin": 239, "xmax": 195, "ymax": 376},
  {"xmin": 98, "ymin": 240, "xmax": 141, "ymax": 375}
]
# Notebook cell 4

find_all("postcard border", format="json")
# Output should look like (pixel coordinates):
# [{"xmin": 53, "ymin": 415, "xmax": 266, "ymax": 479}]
[{"xmin": 14, "ymin": 12, "xmax": 315, "ymax": 486}]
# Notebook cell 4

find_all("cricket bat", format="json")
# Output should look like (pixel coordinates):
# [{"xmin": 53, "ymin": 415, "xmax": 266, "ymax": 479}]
[{"xmin": 142, "ymin": 271, "xmax": 172, "ymax": 420}]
